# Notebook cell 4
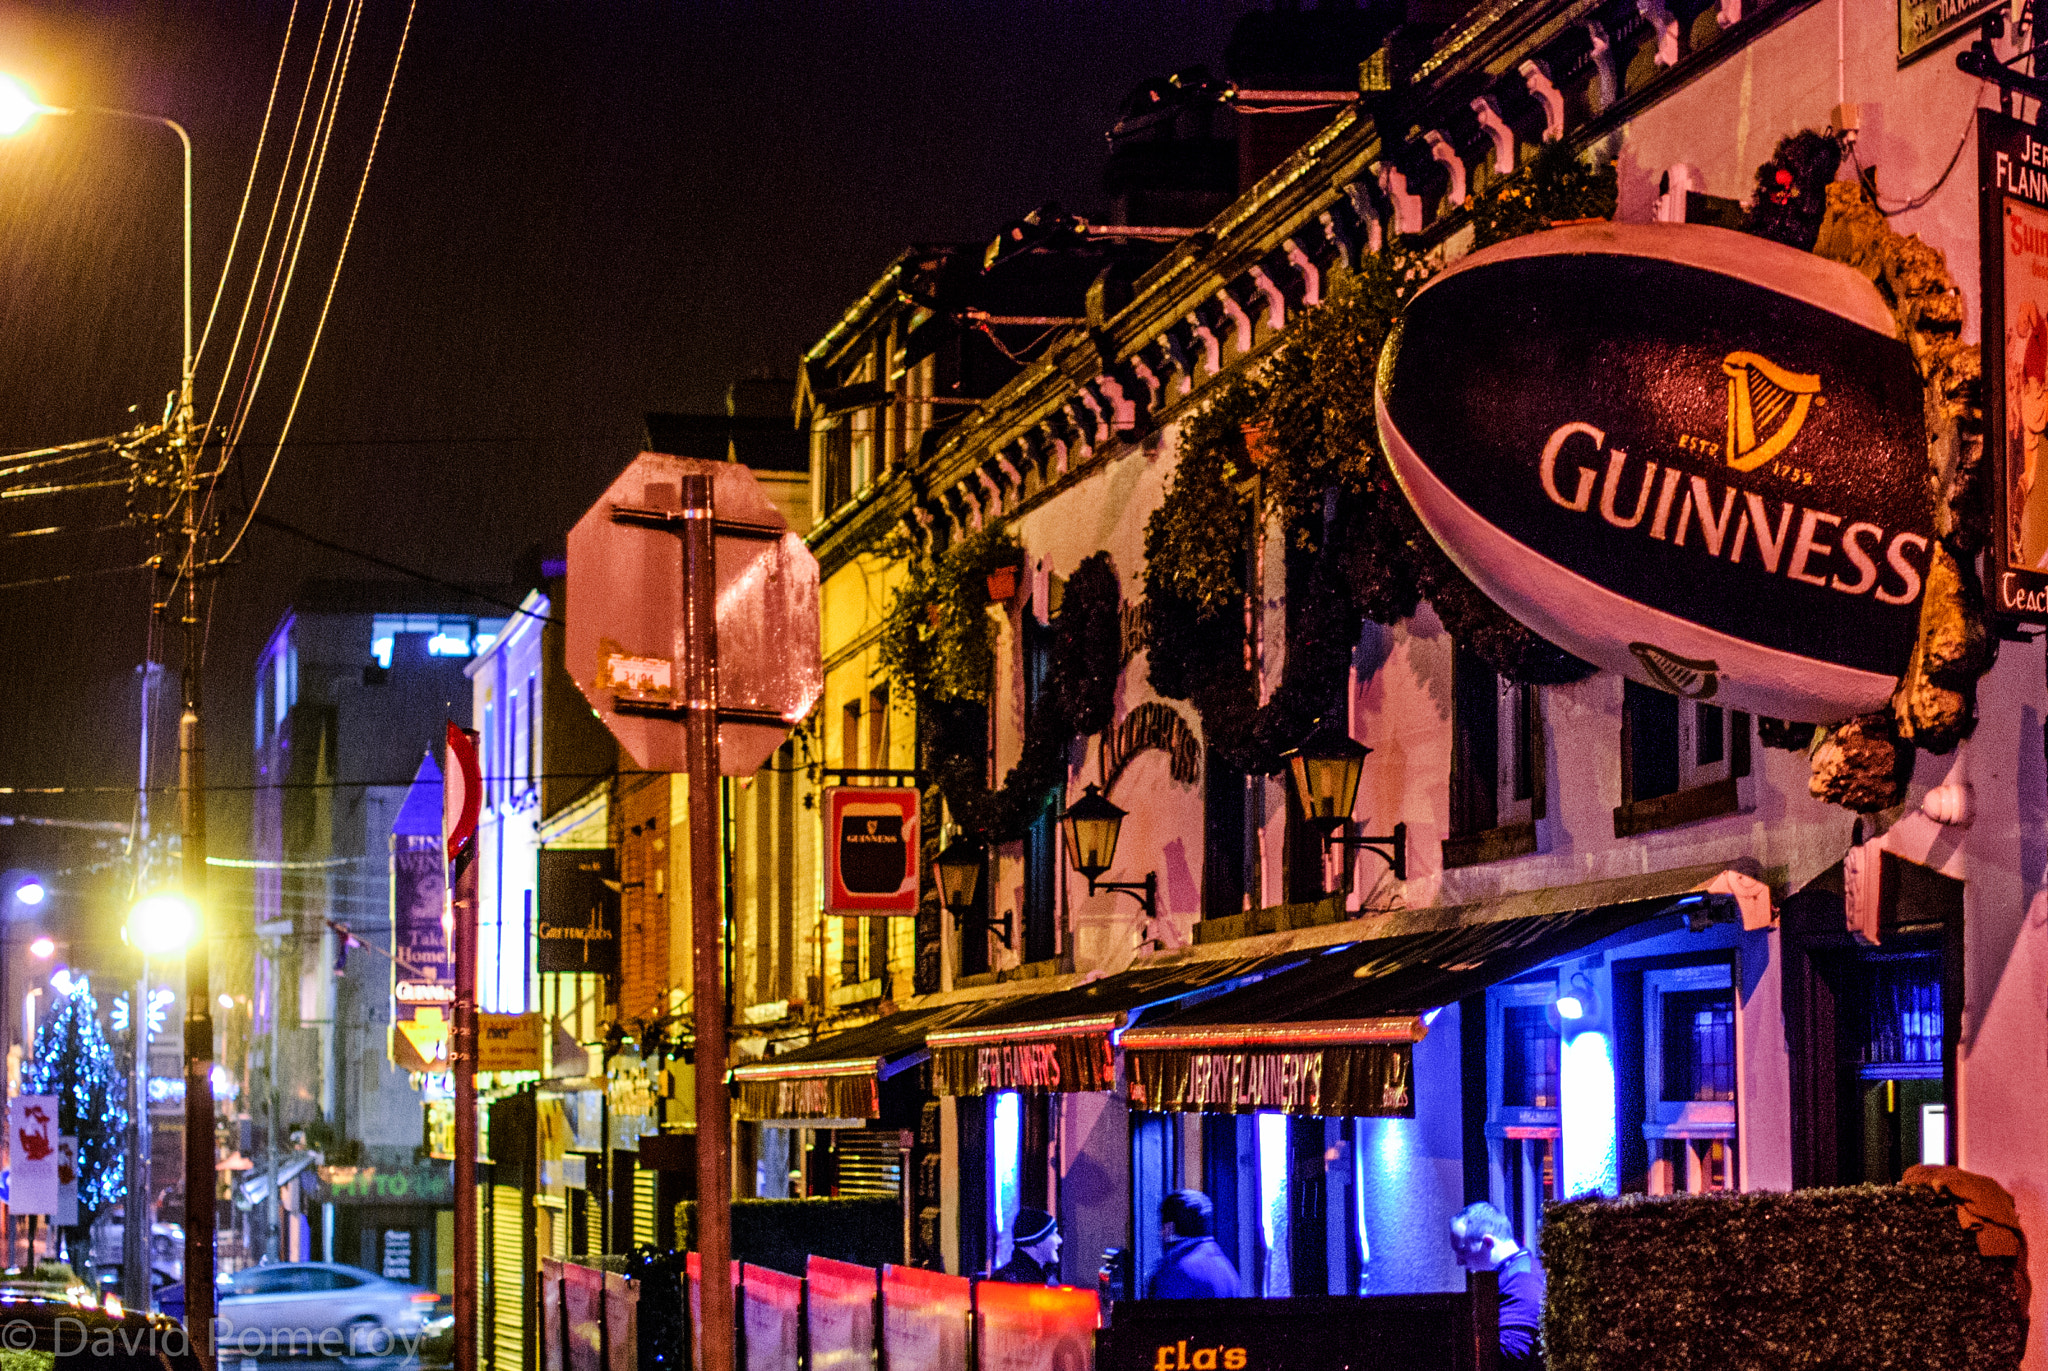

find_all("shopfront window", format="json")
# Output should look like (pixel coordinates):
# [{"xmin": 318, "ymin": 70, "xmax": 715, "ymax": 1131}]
[
  {"xmin": 1255, "ymin": 1112, "xmax": 1290, "ymax": 1298},
  {"xmin": 1487, "ymin": 979, "xmax": 1562, "ymax": 1249},
  {"xmin": 1848, "ymin": 952, "xmax": 1946, "ymax": 1178},
  {"xmin": 1502, "ymin": 1004, "xmax": 1559, "ymax": 1108},
  {"xmin": 991, "ymin": 1091, "xmax": 1022, "ymax": 1266}
]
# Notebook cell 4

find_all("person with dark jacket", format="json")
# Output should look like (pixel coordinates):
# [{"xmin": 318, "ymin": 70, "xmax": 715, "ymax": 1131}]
[
  {"xmin": 1450, "ymin": 1201, "xmax": 1545, "ymax": 1369},
  {"xmin": 1148, "ymin": 1190, "xmax": 1241, "ymax": 1299},
  {"xmin": 991, "ymin": 1207, "xmax": 1062, "ymax": 1285}
]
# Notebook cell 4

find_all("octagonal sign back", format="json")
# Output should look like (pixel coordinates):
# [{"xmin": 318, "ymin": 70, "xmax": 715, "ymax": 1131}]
[{"xmin": 568, "ymin": 452, "xmax": 823, "ymax": 775}]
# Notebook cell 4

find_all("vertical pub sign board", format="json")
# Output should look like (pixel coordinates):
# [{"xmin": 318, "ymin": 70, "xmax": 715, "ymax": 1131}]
[
  {"xmin": 1983, "ymin": 108, "xmax": 2048, "ymax": 623},
  {"xmin": 826, "ymin": 787, "xmax": 920, "ymax": 915},
  {"xmin": 538, "ymin": 849, "xmax": 621, "ymax": 977}
]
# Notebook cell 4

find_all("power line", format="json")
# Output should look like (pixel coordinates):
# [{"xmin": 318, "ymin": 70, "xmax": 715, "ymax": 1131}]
[{"xmin": 251, "ymin": 513, "xmax": 558, "ymax": 623}]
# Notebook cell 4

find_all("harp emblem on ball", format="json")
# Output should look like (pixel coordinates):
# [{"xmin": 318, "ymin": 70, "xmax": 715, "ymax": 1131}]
[
  {"xmin": 1722, "ymin": 351, "xmax": 1821, "ymax": 473},
  {"xmin": 1630, "ymin": 642, "xmax": 1720, "ymax": 699}
]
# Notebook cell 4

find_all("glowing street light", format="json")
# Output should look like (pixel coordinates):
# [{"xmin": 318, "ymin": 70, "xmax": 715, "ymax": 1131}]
[
  {"xmin": 26, "ymin": 937, "xmax": 53, "ymax": 960},
  {"xmin": 12, "ymin": 879, "xmax": 44, "ymax": 907},
  {"xmin": 127, "ymin": 891, "xmax": 197, "ymax": 958},
  {"xmin": 0, "ymin": 75, "xmax": 49, "ymax": 137}
]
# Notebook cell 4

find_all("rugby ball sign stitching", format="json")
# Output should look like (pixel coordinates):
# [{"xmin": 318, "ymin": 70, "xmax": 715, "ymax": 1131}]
[{"xmin": 1375, "ymin": 221, "xmax": 1932, "ymax": 723}]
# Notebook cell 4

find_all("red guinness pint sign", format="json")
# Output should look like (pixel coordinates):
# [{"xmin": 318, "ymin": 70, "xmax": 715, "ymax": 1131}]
[
  {"xmin": 1378, "ymin": 222, "xmax": 1933, "ymax": 723},
  {"xmin": 825, "ymin": 787, "xmax": 919, "ymax": 915}
]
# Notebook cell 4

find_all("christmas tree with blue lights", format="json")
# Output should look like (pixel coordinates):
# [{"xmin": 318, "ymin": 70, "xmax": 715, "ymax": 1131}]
[{"xmin": 25, "ymin": 975, "xmax": 128, "ymax": 1224}]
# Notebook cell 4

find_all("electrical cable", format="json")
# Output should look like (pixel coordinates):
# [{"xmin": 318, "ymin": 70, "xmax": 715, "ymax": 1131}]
[
  {"xmin": 1847, "ymin": 79, "xmax": 1983, "ymax": 216},
  {"xmin": 215, "ymin": 0, "xmax": 419, "ymax": 569},
  {"xmin": 191, "ymin": 0, "xmax": 305, "ymax": 377},
  {"xmin": 249, "ymin": 513, "xmax": 560, "ymax": 625}
]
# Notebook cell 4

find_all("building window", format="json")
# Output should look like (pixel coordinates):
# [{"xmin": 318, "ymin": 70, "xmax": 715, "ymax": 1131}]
[
  {"xmin": 1487, "ymin": 978, "xmax": 1562, "ymax": 1249},
  {"xmin": 1642, "ymin": 961, "xmax": 1739, "ymax": 1196},
  {"xmin": 1616, "ymin": 681, "xmax": 1750, "ymax": 836},
  {"xmin": 842, "ymin": 699, "xmax": 862, "ymax": 771},
  {"xmin": 1445, "ymin": 646, "xmax": 1542, "ymax": 867},
  {"xmin": 1502, "ymin": 1004, "xmax": 1560, "ymax": 1109},
  {"xmin": 867, "ymin": 685, "xmax": 890, "ymax": 768},
  {"xmin": 1021, "ymin": 614, "xmax": 1057, "ymax": 963}
]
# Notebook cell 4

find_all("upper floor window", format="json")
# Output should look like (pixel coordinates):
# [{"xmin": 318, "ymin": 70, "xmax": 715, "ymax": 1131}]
[
  {"xmin": 370, "ymin": 614, "xmax": 506, "ymax": 668},
  {"xmin": 1616, "ymin": 680, "xmax": 1750, "ymax": 836},
  {"xmin": 1446, "ymin": 645, "xmax": 1542, "ymax": 866}
]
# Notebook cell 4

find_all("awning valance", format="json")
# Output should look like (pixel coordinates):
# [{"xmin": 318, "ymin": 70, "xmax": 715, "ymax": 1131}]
[
  {"xmin": 731, "ymin": 1004, "xmax": 982, "ymax": 1122},
  {"xmin": 927, "ymin": 957, "xmax": 1297, "ymax": 1097},
  {"xmin": 1125, "ymin": 893, "xmax": 1698, "ymax": 1118}
]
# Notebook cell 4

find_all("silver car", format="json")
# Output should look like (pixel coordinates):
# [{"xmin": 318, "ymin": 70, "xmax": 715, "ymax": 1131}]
[{"xmin": 218, "ymin": 1261, "xmax": 436, "ymax": 1357}]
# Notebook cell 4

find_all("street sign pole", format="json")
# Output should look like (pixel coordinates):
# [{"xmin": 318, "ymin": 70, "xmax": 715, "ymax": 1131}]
[
  {"xmin": 675, "ymin": 473, "xmax": 734, "ymax": 1371},
  {"xmin": 445, "ymin": 726, "xmax": 481, "ymax": 1371}
]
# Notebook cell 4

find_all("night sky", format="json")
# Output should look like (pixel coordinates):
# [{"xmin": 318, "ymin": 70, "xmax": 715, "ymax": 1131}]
[{"xmin": 0, "ymin": 0, "xmax": 1252, "ymax": 923}]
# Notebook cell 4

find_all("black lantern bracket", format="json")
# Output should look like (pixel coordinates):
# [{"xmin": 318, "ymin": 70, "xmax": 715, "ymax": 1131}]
[
  {"xmin": 1322, "ymin": 818, "xmax": 1407, "ymax": 885},
  {"xmin": 1082, "ymin": 869, "xmax": 1159, "ymax": 923},
  {"xmin": 1959, "ymin": 9, "xmax": 2048, "ymax": 112}
]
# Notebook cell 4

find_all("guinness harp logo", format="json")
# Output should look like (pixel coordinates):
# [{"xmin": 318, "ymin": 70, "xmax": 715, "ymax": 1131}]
[
  {"xmin": 1630, "ymin": 642, "xmax": 1720, "ymax": 699},
  {"xmin": 1722, "ymin": 351, "xmax": 1821, "ymax": 472}
]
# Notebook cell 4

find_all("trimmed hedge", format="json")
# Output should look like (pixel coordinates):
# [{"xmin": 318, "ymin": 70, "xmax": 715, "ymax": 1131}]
[
  {"xmin": 1543, "ymin": 1185, "xmax": 2024, "ymax": 1371},
  {"xmin": 674, "ymin": 1197, "xmax": 900, "ymax": 1278}
]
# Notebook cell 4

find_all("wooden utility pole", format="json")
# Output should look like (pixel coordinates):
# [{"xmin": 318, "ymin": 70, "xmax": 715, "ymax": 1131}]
[{"xmin": 679, "ymin": 473, "xmax": 735, "ymax": 1371}]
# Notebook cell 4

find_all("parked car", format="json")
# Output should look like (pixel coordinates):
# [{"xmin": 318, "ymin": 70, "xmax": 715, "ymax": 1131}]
[{"xmin": 218, "ymin": 1261, "xmax": 435, "ymax": 1357}]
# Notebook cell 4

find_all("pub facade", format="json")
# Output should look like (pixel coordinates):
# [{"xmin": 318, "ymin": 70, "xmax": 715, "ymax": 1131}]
[{"xmin": 732, "ymin": 0, "xmax": 2046, "ymax": 1359}]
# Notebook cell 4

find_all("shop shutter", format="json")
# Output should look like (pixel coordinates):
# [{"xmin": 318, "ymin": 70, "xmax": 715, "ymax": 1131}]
[
  {"xmin": 832, "ymin": 1130, "xmax": 903, "ymax": 1199},
  {"xmin": 633, "ymin": 1166, "xmax": 659, "ymax": 1249},
  {"xmin": 493, "ymin": 1183, "xmax": 530, "ymax": 1369}
]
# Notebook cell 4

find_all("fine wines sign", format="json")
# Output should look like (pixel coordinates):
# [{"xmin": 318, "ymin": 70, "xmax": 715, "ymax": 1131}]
[{"xmin": 1377, "ymin": 221, "xmax": 1932, "ymax": 722}]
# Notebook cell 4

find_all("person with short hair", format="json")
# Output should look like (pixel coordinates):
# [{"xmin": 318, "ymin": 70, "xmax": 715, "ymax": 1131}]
[
  {"xmin": 1449, "ymin": 1201, "xmax": 1544, "ymax": 1369},
  {"xmin": 991, "ymin": 1207, "xmax": 1062, "ymax": 1285},
  {"xmin": 1148, "ymin": 1189, "xmax": 1240, "ymax": 1299}
]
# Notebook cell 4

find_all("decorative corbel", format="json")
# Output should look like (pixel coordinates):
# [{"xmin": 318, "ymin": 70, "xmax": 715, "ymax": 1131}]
[
  {"xmin": 1216, "ymin": 286, "xmax": 1255, "ymax": 354},
  {"xmin": 1040, "ymin": 422, "xmax": 1070, "ymax": 478},
  {"xmin": 1637, "ymin": 0, "xmax": 1681, "ymax": 66},
  {"xmin": 1092, "ymin": 376, "xmax": 1137, "ymax": 435},
  {"xmin": 1186, "ymin": 309, "xmax": 1223, "ymax": 376},
  {"xmin": 1518, "ymin": 59, "xmax": 1565, "ymax": 142},
  {"xmin": 1470, "ymin": 95, "xmax": 1517, "ymax": 174},
  {"xmin": 1424, "ymin": 130, "xmax": 1467, "ymax": 206},
  {"xmin": 1063, "ymin": 400, "xmax": 1099, "ymax": 456},
  {"xmin": 1342, "ymin": 180, "xmax": 1387, "ymax": 252},
  {"xmin": 1157, "ymin": 330, "xmax": 1193, "ymax": 398},
  {"xmin": 953, "ymin": 479, "xmax": 984, "ymax": 532},
  {"xmin": 1585, "ymin": 23, "xmax": 1619, "ymax": 112},
  {"xmin": 1128, "ymin": 352, "xmax": 1163, "ymax": 411},
  {"xmin": 1378, "ymin": 163, "xmax": 1424, "ymax": 236},
  {"xmin": 976, "ymin": 465, "xmax": 1005, "ymax": 518},
  {"xmin": 1717, "ymin": 0, "xmax": 1743, "ymax": 28},
  {"xmin": 1318, "ymin": 207, "xmax": 1358, "ymax": 271},
  {"xmin": 1248, "ymin": 266, "xmax": 1288, "ymax": 332},
  {"xmin": 1283, "ymin": 237, "xmax": 1323, "ymax": 307}
]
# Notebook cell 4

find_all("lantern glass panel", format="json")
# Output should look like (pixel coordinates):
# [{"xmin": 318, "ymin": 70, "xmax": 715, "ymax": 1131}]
[{"xmin": 933, "ymin": 843, "xmax": 982, "ymax": 912}]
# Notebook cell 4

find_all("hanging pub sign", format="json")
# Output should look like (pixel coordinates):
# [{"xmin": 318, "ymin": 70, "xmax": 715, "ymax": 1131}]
[
  {"xmin": 1121, "ymin": 1020, "xmax": 1422, "ymax": 1118},
  {"xmin": 1378, "ymin": 221, "xmax": 1933, "ymax": 724},
  {"xmin": 825, "ymin": 787, "xmax": 919, "ymax": 915},
  {"xmin": 537, "ymin": 849, "xmax": 621, "ymax": 976},
  {"xmin": 1981, "ymin": 109, "xmax": 2048, "ymax": 623}
]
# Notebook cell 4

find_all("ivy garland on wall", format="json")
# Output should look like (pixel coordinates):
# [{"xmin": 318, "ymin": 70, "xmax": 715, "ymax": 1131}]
[
  {"xmin": 880, "ymin": 529, "xmax": 1122, "ymax": 840},
  {"xmin": 1143, "ymin": 141, "xmax": 1612, "ymax": 777}
]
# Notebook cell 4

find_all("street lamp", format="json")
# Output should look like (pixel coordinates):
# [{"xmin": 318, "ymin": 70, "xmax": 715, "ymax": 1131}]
[
  {"xmin": 2, "ymin": 77, "xmax": 211, "ymax": 1350},
  {"xmin": 12, "ymin": 880, "xmax": 44, "ymax": 908},
  {"xmin": 1057, "ymin": 785, "xmax": 1157, "ymax": 922},
  {"xmin": 934, "ymin": 835, "xmax": 1013, "ymax": 949},
  {"xmin": 1279, "ymin": 718, "xmax": 1407, "ymax": 886},
  {"xmin": 0, "ymin": 75, "xmax": 193, "ymax": 420}
]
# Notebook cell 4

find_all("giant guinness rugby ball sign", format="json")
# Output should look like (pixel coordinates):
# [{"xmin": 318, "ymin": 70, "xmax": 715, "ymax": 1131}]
[{"xmin": 1376, "ymin": 222, "xmax": 1932, "ymax": 722}]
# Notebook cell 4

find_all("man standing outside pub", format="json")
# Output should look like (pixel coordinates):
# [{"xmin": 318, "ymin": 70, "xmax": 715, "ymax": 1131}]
[
  {"xmin": 992, "ymin": 1207, "xmax": 1063, "ymax": 1284},
  {"xmin": 1450, "ymin": 1201, "xmax": 1545, "ymax": 1368},
  {"xmin": 1148, "ymin": 1190, "xmax": 1240, "ymax": 1298}
]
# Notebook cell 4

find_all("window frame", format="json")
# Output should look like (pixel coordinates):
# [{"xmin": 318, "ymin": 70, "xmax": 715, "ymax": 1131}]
[
  {"xmin": 1444, "ymin": 646, "xmax": 1545, "ymax": 869},
  {"xmin": 1614, "ymin": 680, "xmax": 1752, "ymax": 837}
]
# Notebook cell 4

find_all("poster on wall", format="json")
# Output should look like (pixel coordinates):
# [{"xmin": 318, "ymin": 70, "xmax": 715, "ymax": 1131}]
[
  {"xmin": 975, "ymin": 1281, "xmax": 1100, "ymax": 1371},
  {"xmin": 881, "ymin": 1264, "xmax": 970, "ymax": 1371},
  {"xmin": 537, "ymin": 849, "xmax": 620, "ymax": 976},
  {"xmin": 1982, "ymin": 108, "xmax": 2048, "ymax": 622},
  {"xmin": 806, "ymin": 1257, "xmax": 878, "ymax": 1371},
  {"xmin": 825, "ymin": 787, "xmax": 920, "ymax": 915}
]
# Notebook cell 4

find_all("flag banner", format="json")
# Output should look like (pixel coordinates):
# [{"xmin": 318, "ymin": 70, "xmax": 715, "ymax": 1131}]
[
  {"xmin": 8, "ymin": 1096, "xmax": 58, "ymax": 1215},
  {"xmin": 537, "ymin": 850, "xmax": 620, "ymax": 976}
]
